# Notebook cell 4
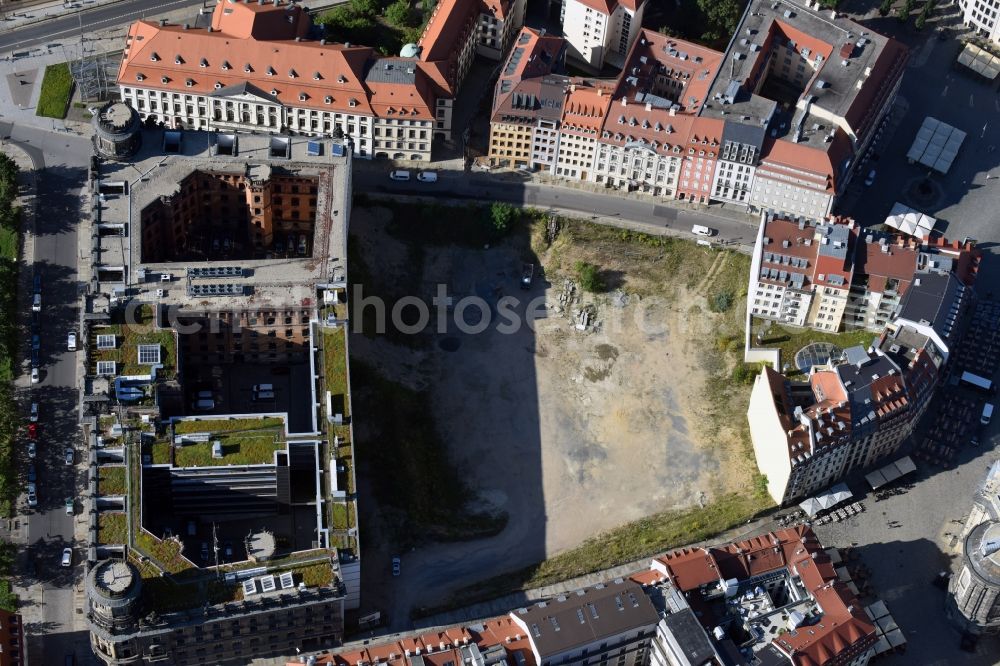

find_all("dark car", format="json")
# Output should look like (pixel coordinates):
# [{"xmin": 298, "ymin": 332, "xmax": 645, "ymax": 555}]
[
  {"xmin": 33, "ymin": 274, "xmax": 41, "ymax": 294},
  {"xmin": 27, "ymin": 464, "xmax": 36, "ymax": 483},
  {"xmin": 30, "ymin": 348, "xmax": 39, "ymax": 368}
]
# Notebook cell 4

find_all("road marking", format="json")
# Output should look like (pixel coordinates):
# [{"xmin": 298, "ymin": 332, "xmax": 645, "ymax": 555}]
[
  {"xmin": 971, "ymin": 94, "xmax": 975, "ymax": 108},
  {"xmin": 941, "ymin": 85, "xmax": 949, "ymax": 98}
]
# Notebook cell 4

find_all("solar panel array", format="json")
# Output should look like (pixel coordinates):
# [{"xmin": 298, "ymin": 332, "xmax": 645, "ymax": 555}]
[
  {"xmin": 188, "ymin": 283, "xmax": 246, "ymax": 297},
  {"xmin": 188, "ymin": 266, "xmax": 244, "ymax": 279}
]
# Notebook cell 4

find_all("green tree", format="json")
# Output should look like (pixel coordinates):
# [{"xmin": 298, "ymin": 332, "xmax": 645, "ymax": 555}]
[
  {"xmin": 575, "ymin": 261, "xmax": 604, "ymax": 293},
  {"xmin": 915, "ymin": 12, "xmax": 926, "ymax": 28},
  {"xmin": 385, "ymin": 0, "xmax": 414, "ymax": 27},
  {"xmin": 488, "ymin": 202, "xmax": 517, "ymax": 235},
  {"xmin": 696, "ymin": 0, "xmax": 744, "ymax": 43},
  {"xmin": 350, "ymin": 0, "xmax": 381, "ymax": 16}
]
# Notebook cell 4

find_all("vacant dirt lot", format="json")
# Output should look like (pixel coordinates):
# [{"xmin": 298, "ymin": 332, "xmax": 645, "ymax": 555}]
[{"xmin": 349, "ymin": 204, "xmax": 755, "ymax": 620}]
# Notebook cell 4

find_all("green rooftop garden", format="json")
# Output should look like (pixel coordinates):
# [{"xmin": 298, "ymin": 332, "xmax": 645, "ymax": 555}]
[
  {"xmin": 135, "ymin": 530, "xmax": 195, "ymax": 575},
  {"xmin": 98, "ymin": 512, "xmax": 128, "ymax": 545},
  {"xmin": 171, "ymin": 417, "xmax": 286, "ymax": 467},
  {"xmin": 323, "ymin": 328, "xmax": 350, "ymax": 420},
  {"xmin": 753, "ymin": 317, "xmax": 876, "ymax": 376},
  {"xmin": 98, "ymin": 466, "xmax": 126, "ymax": 495},
  {"xmin": 90, "ymin": 305, "xmax": 177, "ymax": 378}
]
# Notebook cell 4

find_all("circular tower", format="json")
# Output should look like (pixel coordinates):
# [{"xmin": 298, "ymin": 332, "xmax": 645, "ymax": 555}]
[
  {"xmin": 950, "ymin": 521, "xmax": 1000, "ymax": 634},
  {"xmin": 92, "ymin": 102, "xmax": 142, "ymax": 160},
  {"xmin": 87, "ymin": 560, "xmax": 143, "ymax": 664}
]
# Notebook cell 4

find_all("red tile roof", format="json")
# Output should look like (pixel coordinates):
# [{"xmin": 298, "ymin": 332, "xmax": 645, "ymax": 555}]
[
  {"xmin": 210, "ymin": 0, "xmax": 311, "ymax": 40},
  {"xmin": 418, "ymin": 0, "xmax": 479, "ymax": 63},
  {"xmin": 561, "ymin": 84, "xmax": 613, "ymax": 135}
]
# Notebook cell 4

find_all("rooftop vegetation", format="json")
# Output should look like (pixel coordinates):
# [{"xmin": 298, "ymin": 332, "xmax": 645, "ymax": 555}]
[{"xmin": 90, "ymin": 305, "xmax": 177, "ymax": 378}]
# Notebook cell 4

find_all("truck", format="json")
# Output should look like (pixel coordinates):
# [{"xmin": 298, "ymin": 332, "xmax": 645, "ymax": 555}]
[
  {"xmin": 960, "ymin": 371, "xmax": 995, "ymax": 394},
  {"xmin": 520, "ymin": 263, "xmax": 534, "ymax": 290}
]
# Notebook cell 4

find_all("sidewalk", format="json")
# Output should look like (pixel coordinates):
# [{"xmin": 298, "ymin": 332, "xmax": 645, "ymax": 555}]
[
  {"xmin": 2, "ymin": 0, "xmax": 121, "ymax": 32},
  {"xmin": 0, "ymin": 139, "xmax": 43, "ymax": 633}
]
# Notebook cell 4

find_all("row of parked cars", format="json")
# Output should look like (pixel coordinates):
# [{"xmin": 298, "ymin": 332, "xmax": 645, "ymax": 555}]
[{"xmin": 388, "ymin": 170, "xmax": 437, "ymax": 182}]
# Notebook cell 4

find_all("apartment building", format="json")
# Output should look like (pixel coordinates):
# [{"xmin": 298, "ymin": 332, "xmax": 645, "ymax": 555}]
[
  {"xmin": 0, "ymin": 611, "xmax": 24, "ymax": 666},
  {"xmin": 958, "ymin": 0, "xmax": 1000, "ymax": 45},
  {"xmin": 559, "ymin": 0, "xmax": 649, "ymax": 71},
  {"xmin": 555, "ymin": 83, "xmax": 612, "ymax": 180},
  {"xmin": 750, "ymin": 215, "xmax": 981, "ymax": 334},
  {"xmin": 119, "ymin": 0, "xmax": 526, "ymax": 161},
  {"xmin": 648, "ymin": 525, "xmax": 879, "ymax": 666},
  {"xmin": 748, "ymin": 287, "xmax": 964, "ymax": 505},
  {"xmin": 488, "ymin": 28, "xmax": 568, "ymax": 169},
  {"xmin": 711, "ymin": 122, "xmax": 765, "ymax": 204},
  {"xmin": 478, "ymin": 0, "xmax": 529, "ymax": 59},
  {"xmin": 699, "ymin": 0, "xmax": 907, "ymax": 218}
]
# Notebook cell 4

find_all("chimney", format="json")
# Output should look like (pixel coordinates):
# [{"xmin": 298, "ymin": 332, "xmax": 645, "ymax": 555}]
[
  {"xmin": 207, "ymin": 26, "xmax": 214, "ymax": 32},
  {"xmin": 159, "ymin": 18, "xmax": 167, "ymax": 26},
  {"xmin": 321, "ymin": 38, "xmax": 327, "ymax": 45},
  {"xmin": 645, "ymin": 102, "xmax": 652, "ymax": 111}
]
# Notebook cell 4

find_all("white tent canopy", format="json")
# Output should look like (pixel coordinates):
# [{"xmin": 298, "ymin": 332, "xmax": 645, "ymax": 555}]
[
  {"xmin": 884, "ymin": 202, "xmax": 936, "ymax": 240},
  {"xmin": 865, "ymin": 456, "xmax": 917, "ymax": 490},
  {"xmin": 907, "ymin": 117, "xmax": 967, "ymax": 174},
  {"xmin": 799, "ymin": 483, "xmax": 853, "ymax": 517}
]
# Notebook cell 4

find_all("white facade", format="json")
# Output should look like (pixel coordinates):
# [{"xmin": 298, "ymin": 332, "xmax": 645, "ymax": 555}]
[
  {"xmin": 748, "ymin": 372, "xmax": 794, "ymax": 505},
  {"xmin": 118, "ymin": 85, "xmax": 401, "ymax": 159},
  {"xmin": 749, "ymin": 164, "xmax": 834, "ymax": 221},
  {"xmin": 554, "ymin": 131, "xmax": 598, "ymax": 180},
  {"xmin": 531, "ymin": 119, "xmax": 562, "ymax": 172},
  {"xmin": 959, "ymin": 0, "xmax": 1000, "ymax": 44},
  {"xmin": 560, "ymin": 0, "xmax": 646, "ymax": 71},
  {"xmin": 593, "ymin": 143, "xmax": 679, "ymax": 196}
]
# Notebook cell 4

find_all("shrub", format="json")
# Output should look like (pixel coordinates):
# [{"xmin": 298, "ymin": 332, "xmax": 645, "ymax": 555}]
[
  {"xmin": 709, "ymin": 291, "xmax": 734, "ymax": 313},
  {"xmin": 575, "ymin": 261, "xmax": 604, "ymax": 293},
  {"xmin": 385, "ymin": 0, "xmax": 415, "ymax": 26},
  {"xmin": 489, "ymin": 202, "xmax": 518, "ymax": 235},
  {"xmin": 879, "ymin": 0, "xmax": 893, "ymax": 15}
]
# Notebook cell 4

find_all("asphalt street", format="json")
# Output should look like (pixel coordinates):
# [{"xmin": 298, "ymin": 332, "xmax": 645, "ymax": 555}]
[
  {"xmin": 353, "ymin": 168, "xmax": 759, "ymax": 250},
  {"xmin": 0, "ymin": 0, "xmax": 205, "ymax": 53},
  {"xmin": 6, "ymin": 124, "xmax": 91, "ymax": 663}
]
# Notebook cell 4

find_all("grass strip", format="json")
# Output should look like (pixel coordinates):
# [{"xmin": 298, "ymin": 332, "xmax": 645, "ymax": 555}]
[{"xmin": 35, "ymin": 63, "xmax": 74, "ymax": 119}]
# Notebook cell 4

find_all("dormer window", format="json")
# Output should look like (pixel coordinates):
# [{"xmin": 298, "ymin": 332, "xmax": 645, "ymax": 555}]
[
  {"xmin": 174, "ymin": 55, "xmax": 183, "ymax": 65},
  {"xmin": 271, "ymin": 89, "xmax": 279, "ymax": 96},
  {"xmin": 324, "ymin": 96, "xmax": 333, "ymax": 104},
  {"xmin": 150, "ymin": 52, "xmax": 160, "ymax": 62},
  {"xmin": 299, "ymin": 93, "xmax": 308, "ymax": 101},
  {"xmin": 267, "ymin": 66, "xmax": 276, "ymax": 76},
  {"xmin": 288, "ymin": 68, "xmax": 297, "ymax": 78},
  {"xmin": 161, "ymin": 76, "xmax": 170, "ymax": 84},
  {"xmin": 222, "ymin": 60, "xmax": 231, "ymax": 71},
  {"xmin": 136, "ymin": 73, "xmax": 145, "ymax": 81},
  {"xmin": 348, "ymin": 98, "xmax": 357, "ymax": 107},
  {"xmin": 313, "ymin": 72, "xmax": 322, "ymax": 81},
  {"xmin": 245, "ymin": 63, "xmax": 253, "ymax": 73},
  {"xmin": 214, "ymin": 82, "xmax": 223, "ymax": 90},
  {"xmin": 338, "ymin": 75, "xmax": 347, "ymax": 83},
  {"xmin": 200, "ymin": 58, "xmax": 208, "ymax": 68},
  {"xmin": 185, "ymin": 78, "xmax": 195, "ymax": 87}
]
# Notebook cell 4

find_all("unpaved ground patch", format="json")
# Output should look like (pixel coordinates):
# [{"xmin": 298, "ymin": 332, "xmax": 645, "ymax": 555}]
[{"xmin": 349, "ymin": 205, "xmax": 757, "ymax": 612}]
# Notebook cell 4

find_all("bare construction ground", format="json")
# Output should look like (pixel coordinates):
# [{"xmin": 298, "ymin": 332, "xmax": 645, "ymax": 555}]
[{"xmin": 349, "ymin": 204, "xmax": 759, "ymax": 624}]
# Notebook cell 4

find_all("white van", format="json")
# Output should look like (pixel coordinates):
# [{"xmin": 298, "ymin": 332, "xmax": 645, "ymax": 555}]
[
  {"xmin": 416, "ymin": 171, "xmax": 438, "ymax": 183},
  {"xmin": 983, "ymin": 403, "xmax": 994, "ymax": 426},
  {"xmin": 32, "ymin": 293, "xmax": 41, "ymax": 312},
  {"xmin": 691, "ymin": 224, "xmax": 715, "ymax": 237},
  {"xmin": 389, "ymin": 170, "xmax": 411, "ymax": 181}
]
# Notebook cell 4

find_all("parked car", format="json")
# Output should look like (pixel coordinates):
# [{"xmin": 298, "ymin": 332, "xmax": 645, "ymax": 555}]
[
  {"xmin": 67, "ymin": 331, "xmax": 77, "ymax": 351},
  {"xmin": 26, "ymin": 442, "xmax": 36, "ymax": 459},
  {"xmin": 691, "ymin": 224, "xmax": 715, "ymax": 237},
  {"xmin": 33, "ymin": 274, "xmax": 41, "ymax": 294},
  {"xmin": 30, "ymin": 368, "xmax": 39, "ymax": 384},
  {"xmin": 389, "ymin": 170, "xmax": 411, "ymax": 181},
  {"xmin": 298, "ymin": 234, "xmax": 308, "ymax": 255},
  {"xmin": 65, "ymin": 497, "xmax": 74, "ymax": 515},
  {"xmin": 64, "ymin": 448, "xmax": 74, "ymax": 466},
  {"xmin": 416, "ymin": 171, "xmax": 438, "ymax": 183},
  {"xmin": 61, "ymin": 547, "xmax": 72, "ymax": 568},
  {"xmin": 32, "ymin": 293, "xmax": 41, "ymax": 312},
  {"xmin": 26, "ymin": 490, "xmax": 37, "ymax": 508},
  {"xmin": 27, "ymin": 464, "xmax": 36, "ymax": 483},
  {"xmin": 30, "ymin": 348, "xmax": 40, "ymax": 368},
  {"xmin": 864, "ymin": 169, "xmax": 876, "ymax": 186},
  {"xmin": 391, "ymin": 556, "xmax": 401, "ymax": 576},
  {"xmin": 29, "ymin": 402, "xmax": 38, "ymax": 422},
  {"xmin": 31, "ymin": 334, "xmax": 40, "ymax": 351},
  {"xmin": 28, "ymin": 423, "xmax": 38, "ymax": 440}
]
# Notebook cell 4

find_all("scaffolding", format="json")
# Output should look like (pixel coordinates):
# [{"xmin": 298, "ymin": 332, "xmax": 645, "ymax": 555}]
[{"xmin": 61, "ymin": 12, "xmax": 120, "ymax": 103}]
